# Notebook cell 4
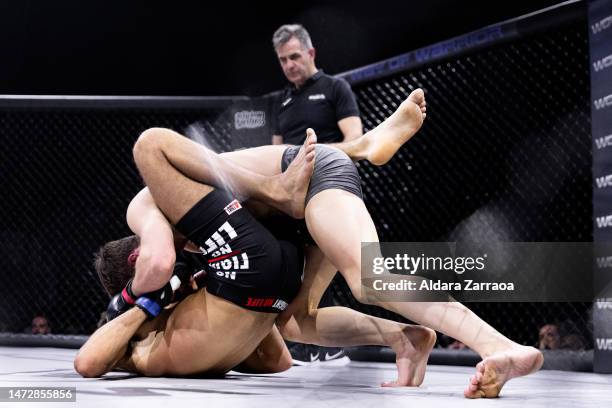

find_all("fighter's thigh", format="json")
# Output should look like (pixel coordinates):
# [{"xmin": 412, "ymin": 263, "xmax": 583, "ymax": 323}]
[
  {"xmin": 220, "ymin": 145, "xmax": 288, "ymax": 176},
  {"xmin": 133, "ymin": 128, "xmax": 214, "ymax": 224},
  {"xmin": 304, "ymin": 189, "xmax": 379, "ymax": 292},
  {"xmin": 305, "ymin": 190, "xmax": 378, "ymax": 266}
]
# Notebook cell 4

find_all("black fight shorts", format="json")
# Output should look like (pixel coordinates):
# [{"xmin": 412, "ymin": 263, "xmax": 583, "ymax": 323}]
[{"xmin": 175, "ymin": 189, "xmax": 302, "ymax": 313}]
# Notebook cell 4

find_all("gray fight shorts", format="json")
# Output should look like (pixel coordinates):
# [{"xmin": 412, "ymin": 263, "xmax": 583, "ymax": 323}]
[{"xmin": 281, "ymin": 144, "xmax": 363, "ymax": 205}]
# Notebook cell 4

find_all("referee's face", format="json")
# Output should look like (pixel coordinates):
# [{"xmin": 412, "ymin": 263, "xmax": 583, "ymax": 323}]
[{"xmin": 276, "ymin": 37, "xmax": 316, "ymax": 88}]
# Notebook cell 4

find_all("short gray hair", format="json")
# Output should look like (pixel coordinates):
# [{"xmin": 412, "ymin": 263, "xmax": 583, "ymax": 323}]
[{"xmin": 272, "ymin": 24, "xmax": 313, "ymax": 50}]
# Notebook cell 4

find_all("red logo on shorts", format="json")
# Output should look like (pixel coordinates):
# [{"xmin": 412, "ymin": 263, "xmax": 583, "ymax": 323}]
[
  {"xmin": 224, "ymin": 200, "xmax": 242, "ymax": 215},
  {"xmin": 245, "ymin": 297, "xmax": 275, "ymax": 308}
]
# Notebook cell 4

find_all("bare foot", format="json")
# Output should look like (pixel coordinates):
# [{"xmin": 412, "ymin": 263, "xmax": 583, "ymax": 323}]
[
  {"xmin": 382, "ymin": 325, "xmax": 436, "ymax": 387},
  {"xmin": 365, "ymin": 88, "xmax": 427, "ymax": 166},
  {"xmin": 276, "ymin": 129, "xmax": 316, "ymax": 218},
  {"xmin": 464, "ymin": 345, "xmax": 544, "ymax": 398}
]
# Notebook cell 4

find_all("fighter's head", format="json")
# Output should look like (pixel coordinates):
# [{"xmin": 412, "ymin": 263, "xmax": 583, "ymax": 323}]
[
  {"xmin": 273, "ymin": 24, "xmax": 317, "ymax": 88},
  {"xmin": 94, "ymin": 235, "xmax": 140, "ymax": 297}
]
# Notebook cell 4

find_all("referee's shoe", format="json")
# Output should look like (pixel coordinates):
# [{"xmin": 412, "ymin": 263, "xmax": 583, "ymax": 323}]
[
  {"xmin": 319, "ymin": 346, "xmax": 350, "ymax": 365},
  {"xmin": 287, "ymin": 342, "xmax": 349, "ymax": 365}
]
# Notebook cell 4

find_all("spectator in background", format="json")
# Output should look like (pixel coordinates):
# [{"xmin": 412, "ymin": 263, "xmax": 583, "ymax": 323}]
[
  {"xmin": 538, "ymin": 324, "xmax": 560, "ymax": 350},
  {"xmin": 438, "ymin": 334, "xmax": 469, "ymax": 351},
  {"xmin": 269, "ymin": 23, "xmax": 363, "ymax": 364},
  {"xmin": 30, "ymin": 315, "xmax": 51, "ymax": 335},
  {"xmin": 448, "ymin": 339, "xmax": 468, "ymax": 350},
  {"xmin": 560, "ymin": 334, "xmax": 586, "ymax": 351}
]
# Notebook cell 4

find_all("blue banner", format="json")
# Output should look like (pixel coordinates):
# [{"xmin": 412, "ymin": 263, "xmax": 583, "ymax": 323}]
[{"xmin": 590, "ymin": 0, "xmax": 612, "ymax": 374}]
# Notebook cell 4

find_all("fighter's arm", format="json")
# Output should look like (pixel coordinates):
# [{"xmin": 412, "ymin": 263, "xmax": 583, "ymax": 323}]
[
  {"xmin": 74, "ymin": 307, "xmax": 147, "ymax": 377},
  {"xmin": 126, "ymin": 187, "xmax": 182, "ymax": 295},
  {"xmin": 233, "ymin": 325, "xmax": 292, "ymax": 374}
]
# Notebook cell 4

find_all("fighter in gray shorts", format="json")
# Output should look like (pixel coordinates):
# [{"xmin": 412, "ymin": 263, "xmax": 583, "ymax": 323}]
[{"xmin": 281, "ymin": 144, "xmax": 363, "ymax": 204}]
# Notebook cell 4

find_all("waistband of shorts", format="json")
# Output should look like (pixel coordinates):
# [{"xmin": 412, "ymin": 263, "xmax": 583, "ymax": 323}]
[{"xmin": 175, "ymin": 189, "xmax": 235, "ymax": 238}]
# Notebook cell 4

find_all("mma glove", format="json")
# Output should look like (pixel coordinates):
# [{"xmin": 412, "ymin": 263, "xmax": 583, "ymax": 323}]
[
  {"xmin": 106, "ymin": 261, "xmax": 196, "ymax": 321},
  {"xmin": 105, "ymin": 279, "xmax": 139, "ymax": 321},
  {"xmin": 134, "ymin": 281, "xmax": 174, "ymax": 318},
  {"xmin": 135, "ymin": 272, "xmax": 188, "ymax": 318}
]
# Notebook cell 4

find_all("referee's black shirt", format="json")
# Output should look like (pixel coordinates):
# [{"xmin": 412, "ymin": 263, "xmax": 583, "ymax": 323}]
[{"xmin": 273, "ymin": 71, "xmax": 360, "ymax": 145}]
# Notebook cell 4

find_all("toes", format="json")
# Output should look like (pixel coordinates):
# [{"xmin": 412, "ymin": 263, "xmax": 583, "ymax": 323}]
[
  {"xmin": 464, "ymin": 387, "xmax": 484, "ymax": 399},
  {"xmin": 409, "ymin": 88, "xmax": 425, "ymax": 103},
  {"xmin": 305, "ymin": 128, "xmax": 317, "ymax": 144}
]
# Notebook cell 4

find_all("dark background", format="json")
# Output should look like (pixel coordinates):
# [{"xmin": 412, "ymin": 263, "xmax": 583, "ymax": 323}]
[
  {"xmin": 0, "ymin": 0, "xmax": 565, "ymax": 96},
  {"xmin": 0, "ymin": 0, "xmax": 593, "ymax": 347}
]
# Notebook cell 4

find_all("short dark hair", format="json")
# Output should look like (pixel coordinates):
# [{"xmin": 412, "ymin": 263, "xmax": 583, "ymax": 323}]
[
  {"xmin": 272, "ymin": 24, "xmax": 313, "ymax": 50},
  {"xmin": 94, "ymin": 235, "xmax": 140, "ymax": 297}
]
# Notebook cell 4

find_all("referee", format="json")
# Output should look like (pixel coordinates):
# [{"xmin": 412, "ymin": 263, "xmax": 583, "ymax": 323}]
[
  {"xmin": 271, "ymin": 24, "xmax": 363, "ymax": 145},
  {"xmin": 270, "ymin": 24, "xmax": 363, "ymax": 364}
]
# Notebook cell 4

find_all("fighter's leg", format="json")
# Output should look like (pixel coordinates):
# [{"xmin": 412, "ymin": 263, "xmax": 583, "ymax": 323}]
[
  {"xmin": 277, "ymin": 245, "xmax": 436, "ymax": 386},
  {"xmin": 218, "ymin": 88, "xmax": 425, "ymax": 174},
  {"xmin": 134, "ymin": 128, "xmax": 314, "ymax": 218},
  {"xmin": 220, "ymin": 145, "xmax": 288, "ymax": 176},
  {"xmin": 331, "ymin": 88, "xmax": 427, "ymax": 164},
  {"xmin": 304, "ymin": 189, "xmax": 543, "ymax": 397},
  {"xmin": 133, "ymin": 130, "xmax": 216, "ymax": 223}
]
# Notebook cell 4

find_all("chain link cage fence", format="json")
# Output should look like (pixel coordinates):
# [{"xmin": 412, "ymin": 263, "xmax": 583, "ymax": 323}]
[
  {"xmin": 333, "ymin": 3, "xmax": 592, "ymax": 350},
  {"xmin": 0, "ymin": 2, "xmax": 592, "ymax": 354}
]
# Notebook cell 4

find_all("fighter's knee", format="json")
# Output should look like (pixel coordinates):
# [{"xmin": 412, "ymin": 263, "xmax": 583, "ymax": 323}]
[{"xmin": 133, "ymin": 127, "xmax": 172, "ymax": 159}]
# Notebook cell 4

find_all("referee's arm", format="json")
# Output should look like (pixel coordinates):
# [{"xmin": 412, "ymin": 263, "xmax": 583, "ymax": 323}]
[{"xmin": 337, "ymin": 115, "xmax": 363, "ymax": 142}]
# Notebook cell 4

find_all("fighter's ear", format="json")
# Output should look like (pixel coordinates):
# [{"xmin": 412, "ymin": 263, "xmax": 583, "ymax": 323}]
[{"xmin": 127, "ymin": 247, "xmax": 140, "ymax": 266}]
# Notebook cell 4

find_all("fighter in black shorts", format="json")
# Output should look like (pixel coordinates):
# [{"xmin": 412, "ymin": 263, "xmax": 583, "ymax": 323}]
[
  {"xmin": 73, "ymin": 128, "xmax": 318, "ymax": 377},
  {"xmin": 76, "ymin": 124, "xmax": 433, "ymax": 381},
  {"xmin": 174, "ymin": 189, "xmax": 302, "ymax": 313}
]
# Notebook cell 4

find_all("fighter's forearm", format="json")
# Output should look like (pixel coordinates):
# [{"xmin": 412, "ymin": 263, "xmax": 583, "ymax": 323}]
[
  {"xmin": 74, "ymin": 307, "xmax": 147, "ymax": 377},
  {"xmin": 127, "ymin": 188, "xmax": 177, "ymax": 295}
]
